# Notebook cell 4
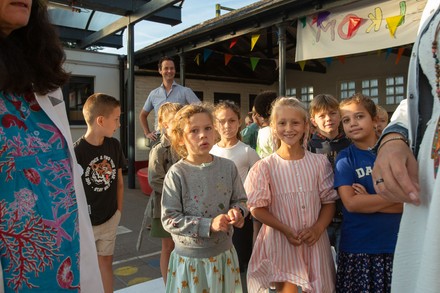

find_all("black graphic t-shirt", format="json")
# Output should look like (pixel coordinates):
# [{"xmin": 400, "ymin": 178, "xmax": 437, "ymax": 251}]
[{"xmin": 74, "ymin": 136, "xmax": 126, "ymax": 225}]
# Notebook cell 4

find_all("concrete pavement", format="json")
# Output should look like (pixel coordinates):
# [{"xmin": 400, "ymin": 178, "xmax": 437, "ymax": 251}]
[{"xmin": 113, "ymin": 175, "xmax": 163, "ymax": 291}]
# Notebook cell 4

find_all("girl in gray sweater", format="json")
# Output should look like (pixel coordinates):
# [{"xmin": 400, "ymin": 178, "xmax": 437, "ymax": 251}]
[{"xmin": 162, "ymin": 104, "xmax": 248, "ymax": 293}]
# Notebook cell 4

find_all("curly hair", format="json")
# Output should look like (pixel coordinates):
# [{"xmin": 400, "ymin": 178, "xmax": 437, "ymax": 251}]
[
  {"xmin": 0, "ymin": 0, "xmax": 69, "ymax": 94},
  {"xmin": 169, "ymin": 103, "xmax": 214, "ymax": 158}
]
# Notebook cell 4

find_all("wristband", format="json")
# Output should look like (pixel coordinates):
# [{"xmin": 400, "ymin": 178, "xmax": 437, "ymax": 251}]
[{"xmin": 377, "ymin": 136, "xmax": 409, "ymax": 154}]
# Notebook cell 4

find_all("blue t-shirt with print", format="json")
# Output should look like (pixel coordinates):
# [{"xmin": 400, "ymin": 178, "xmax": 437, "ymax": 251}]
[{"xmin": 334, "ymin": 144, "xmax": 401, "ymax": 254}]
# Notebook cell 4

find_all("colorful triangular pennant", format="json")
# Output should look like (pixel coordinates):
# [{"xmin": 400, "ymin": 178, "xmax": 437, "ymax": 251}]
[
  {"xmin": 194, "ymin": 53, "xmax": 200, "ymax": 66},
  {"xmin": 229, "ymin": 38, "xmax": 237, "ymax": 49},
  {"xmin": 347, "ymin": 16, "xmax": 362, "ymax": 38},
  {"xmin": 203, "ymin": 49, "xmax": 213, "ymax": 63},
  {"xmin": 250, "ymin": 57, "xmax": 260, "ymax": 71},
  {"xmin": 386, "ymin": 15, "xmax": 404, "ymax": 38},
  {"xmin": 251, "ymin": 34, "xmax": 260, "ymax": 51},
  {"xmin": 225, "ymin": 54, "xmax": 233, "ymax": 66},
  {"xmin": 298, "ymin": 60, "xmax": 306, "ymax": 71},
  {"xmin": 395, "ymin": 47, "xmax": 405, "ymax": 64}
]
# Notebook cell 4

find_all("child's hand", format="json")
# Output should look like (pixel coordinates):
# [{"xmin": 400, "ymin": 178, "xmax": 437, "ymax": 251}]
[
  {"xmin": 298, "ymin": 226, "xmax": 322, "ymax": 246},
  {"xmin": 283, "ymin": 227, "xmax": 302, "ymax": 246},
  {"xmin": 210, "ymin": 214, "xmax": 231, "ymax": 233},
  {"xmin": 352, "ymin": 183, "xmax": 368, "ymax": 195},
  {"xmin": 227, "ymin": 208, "xmax": 244, "ymax": 228}
]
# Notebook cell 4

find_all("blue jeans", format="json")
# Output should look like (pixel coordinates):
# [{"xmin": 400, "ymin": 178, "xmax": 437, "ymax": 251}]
[{"xmin": 326, "ymin": 221, "xmax": 342, "ymax": 253}]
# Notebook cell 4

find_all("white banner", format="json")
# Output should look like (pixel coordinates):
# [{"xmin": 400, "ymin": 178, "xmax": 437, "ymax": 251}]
[{"xmin": 295, "ymin": 0, "xmax": 427, "ymax": 62}]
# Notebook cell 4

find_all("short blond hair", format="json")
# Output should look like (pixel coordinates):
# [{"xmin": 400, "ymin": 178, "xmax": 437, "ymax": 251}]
[
  {"xmin": 157, "ymin": 102, "xmax": 183, "ymax": 130},
  {"xmin": 376, "ymin": 105, "xmax": 388, "ymax": 120},
  {"xmin": 82, "ymin": 93, "xmax": 120, "ymax": 125}
]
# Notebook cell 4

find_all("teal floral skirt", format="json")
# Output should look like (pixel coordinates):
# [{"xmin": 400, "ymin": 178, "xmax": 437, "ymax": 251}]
[{"xmin": 166, "ymin": 247, "xmax": 243, "ymax": 293}]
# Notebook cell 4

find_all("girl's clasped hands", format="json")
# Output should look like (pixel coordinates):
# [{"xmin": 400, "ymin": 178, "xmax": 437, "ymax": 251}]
[{"xmin": 210, "ymin": 208, "xmax": 245, "ymax": 233}]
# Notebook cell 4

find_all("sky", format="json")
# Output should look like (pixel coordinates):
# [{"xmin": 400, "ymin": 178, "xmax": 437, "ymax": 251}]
[{"xmin": 102, "ymin": 0, "xmax": 259, "ymax": 54}]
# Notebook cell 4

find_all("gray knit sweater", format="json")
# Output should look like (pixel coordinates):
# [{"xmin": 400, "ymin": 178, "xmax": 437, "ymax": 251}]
[{"xmin": 161, "ymin": 156, "xmax": 248, "ymax": 258}]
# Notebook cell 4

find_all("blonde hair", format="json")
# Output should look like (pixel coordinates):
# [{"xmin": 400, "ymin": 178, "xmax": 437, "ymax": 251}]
[
  {"xmin": 157, "ymin": 102, "xmax": 183, "ymax": 131},
  {"xmin": 169, "ymin": 103, "xmax": 214, "ymax": 158},
  {"xmin": 213, "ymin": 101, "xmax": 242, "ymax": 140},
  {"xmin": 83, "ymin": 93, "xmax": 120, "ymax": 125},
  {"xmin": 270, "ymin": 97, "xmax": 310, "ymax": 149},
  {"xmin": 375, "ymin": 105, "xmax": 389, "ymax": 120}
]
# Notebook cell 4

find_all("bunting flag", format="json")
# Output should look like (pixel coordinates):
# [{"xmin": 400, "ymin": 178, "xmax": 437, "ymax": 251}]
[
  {"xmin": 316, "ymin": 11, "xmax": 331, "ymax": 26},
  {"xmin": 325, "ymin": 57, "xmax": 333, "ymax": 66},
  {"xmin": 194, "ymin": 53, "xmax": 200, "ymax": 66},
  {"xmin": 298, "ymin": 60, "xmax": 306, "ymax": 71},
  {"xmin": 337, "ymin": 56, "xmax": 345, "ymax": 64},
  {"xmin": 229, "ymin": 38, "xmax": 237, "ymax": 49},
  {"xmin": 250, "ymin": 57, "xmax": 260, "ymax": 71},
  {"xmin": 299, "ymin": 16, "xmax": 307, "ymax": 28},
  {"xmin": 203, "ymin": 49, "xmax": 213, "ymax": 63},
  {"xmin": 395, "ymin": 47, "xmax": 405, "ymax": 64},
  {"xmin": 225, "ymin": 54, "xmax": 233, "ymax": 66},
  {"xmin": 385, "ymin": 48, "xmax": 392, "ymax": 60},
  {"xmin": 251, "ymin": 34, "xmax": 260, "ymax": 51},
  {"xmin": 347, "ymin": 16, "xmax": 362, "ymax": 38},
  {"xmin": 386, "ymin": 15, "xmax": 404, "ymax": 38}
]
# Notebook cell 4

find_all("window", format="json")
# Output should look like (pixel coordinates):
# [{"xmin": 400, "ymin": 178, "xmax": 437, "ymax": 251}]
[
  {"xmin": 193, "ymin": 91, "xmax": 204, "ymax": 101},
  {"xmin": 286, "ymin": 88, "xmax": 297, "ymax": 98},
  {"xmin": 62, "ymin": 76, "xmax": 94, "ymax": 125},
  {"xmin": 340, "ymin": 81, "xmax": 356, "ymax": 99},
  {"xmin": 386, "ymin": 76, "xmax": 405, "ymax": 104},
  {"xmin": 361, "ymin": 79, "xmax": 379, "ymax": 104},
  {"xmin": 300, "ymin": 86, "xmax": 314, "ymax": 108},
  {"xmin": 214, "ymin": 92, "xmax": 240, "ymax": 106}
]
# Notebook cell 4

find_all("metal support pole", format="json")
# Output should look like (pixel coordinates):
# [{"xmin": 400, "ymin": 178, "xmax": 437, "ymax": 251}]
[
  {"xmin": 277, "ymin": 23, "xmax": 287, "ymax": 96},
  {"xmin": 179, "ymin": 52, "xmax": 186, "ymax": 86},
  {"xmin": 127, "ymin": 22, "xmax": 136, "ymax": 189}
]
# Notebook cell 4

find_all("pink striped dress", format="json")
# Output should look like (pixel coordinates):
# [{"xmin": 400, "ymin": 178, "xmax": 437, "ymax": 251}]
[{"xmin": 244, "ymin": 151, "xmax": 337, "ymax": 293}]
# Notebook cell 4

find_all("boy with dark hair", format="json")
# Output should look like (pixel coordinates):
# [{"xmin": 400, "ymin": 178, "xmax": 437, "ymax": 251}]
[
  {"xmin": 308, "ymin": 94, "xmax": 350, "ymax": 252},
  {"xmin": 253, "ymin": 90, "xmax": 278, "ymax": 158},
  {"xmin": 74, "ymin": 93, "xmax": 127, "ymax": 293}
]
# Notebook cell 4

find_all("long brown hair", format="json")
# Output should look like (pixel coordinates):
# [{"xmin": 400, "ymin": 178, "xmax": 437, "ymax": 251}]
[{"xmin": 0, "ymin": 0, "xmax": 69, "ymax": 94}]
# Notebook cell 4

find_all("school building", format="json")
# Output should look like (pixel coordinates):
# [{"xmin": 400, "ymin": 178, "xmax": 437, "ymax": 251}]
[{"xmin": 58, "ymin": 0, "xmax": 426, "ymax": 186}]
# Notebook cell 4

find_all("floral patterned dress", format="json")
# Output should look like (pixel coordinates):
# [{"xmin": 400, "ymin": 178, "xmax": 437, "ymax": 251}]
[{"xmin": 0, "ymin": 91, "xmax": 80, "ymax": 292}]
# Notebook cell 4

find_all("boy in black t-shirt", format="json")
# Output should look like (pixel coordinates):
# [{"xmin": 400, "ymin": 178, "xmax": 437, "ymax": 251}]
[
  {"xmin": 308, "ymin": 94, "xmax": 350, "ymax": 253},
  {"xmin": 74, "ymin": 93, "xmax": 126, "ymax": 293}
]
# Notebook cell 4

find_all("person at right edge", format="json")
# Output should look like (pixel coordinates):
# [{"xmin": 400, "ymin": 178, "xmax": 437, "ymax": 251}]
[{"xmin": 372, "ymin": 1, "xmax": 440, "ymax": 292}]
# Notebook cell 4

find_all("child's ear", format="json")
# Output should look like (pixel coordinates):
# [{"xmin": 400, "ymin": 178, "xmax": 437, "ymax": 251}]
[
  {"xmin": 310, "ymin": 117, "xmax": 318, "ymax": 127},
  {"xmin": 96, "ymin": 116, "xmax": 104, "ymax": 126}
]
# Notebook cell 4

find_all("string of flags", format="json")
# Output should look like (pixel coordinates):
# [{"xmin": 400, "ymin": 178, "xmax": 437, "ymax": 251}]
[{"xmin": 192, "ymin": 9, "xmax": 410, "ymax": 71}]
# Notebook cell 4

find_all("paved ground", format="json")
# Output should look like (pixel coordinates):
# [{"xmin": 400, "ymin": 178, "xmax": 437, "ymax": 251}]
[{"xmin": 113, "ymin": 175, "xmax": 163, "ymax": 291}]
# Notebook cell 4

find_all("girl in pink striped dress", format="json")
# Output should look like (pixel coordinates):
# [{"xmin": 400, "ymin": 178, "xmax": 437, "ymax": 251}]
[{"xmin": 244, "ymin": 97, "xmax": 337, "ymax": 293}]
